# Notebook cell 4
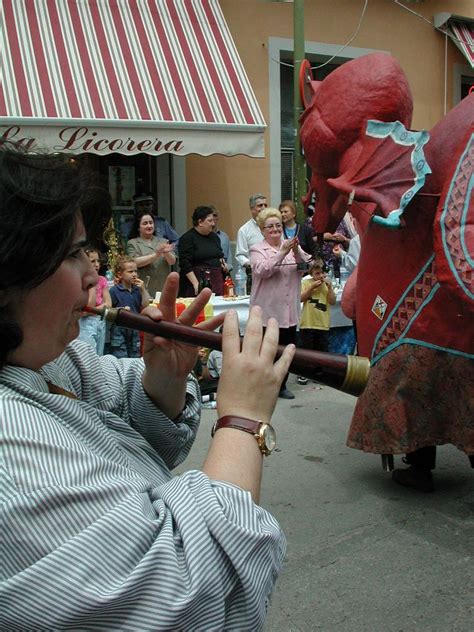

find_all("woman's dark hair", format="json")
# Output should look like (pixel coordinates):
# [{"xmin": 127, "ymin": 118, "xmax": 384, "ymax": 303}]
[
  {"xmin": 192, "ymin": 206, "xmax": 214, "ymax": 227},
  {"xmin": 129, "ymin": 210, "xmax": 155, "ymax": 239},
  {"xmin": 0, "ymin": 142, "xmax": 111, "ymax": 365}
]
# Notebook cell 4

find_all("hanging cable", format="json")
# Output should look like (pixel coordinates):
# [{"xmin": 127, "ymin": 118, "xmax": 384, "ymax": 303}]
[
  {"xmin": 311, "ymin": 0, "xmax": 369, "ymax": 70},
  {"xmin": 392, "ymin": 0, "xmax": 470, "ymax": 46},
  {"xmin": 271, "ymin": 0, "xmax": 369, "ymax": 70},
  {"xmin": 271, "ymin": 0, "xmax": 469, "ymax": 70}
]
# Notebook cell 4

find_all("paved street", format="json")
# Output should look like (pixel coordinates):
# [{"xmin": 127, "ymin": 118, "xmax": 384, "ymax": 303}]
[{"xmin": 177, "ymin": 377, "xmax": 474, "ymax": 632}]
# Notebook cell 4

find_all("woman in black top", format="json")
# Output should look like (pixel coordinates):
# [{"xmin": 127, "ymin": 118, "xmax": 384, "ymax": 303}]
[{"xmin": 178, "ymin": 206, "xmax": 227, "ymax": 296}]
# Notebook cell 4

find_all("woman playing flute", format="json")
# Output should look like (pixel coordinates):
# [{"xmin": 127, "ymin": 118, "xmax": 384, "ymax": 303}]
[{"xmin": 0, "ymin": 144, "xmax": 295, "ymax": 631}]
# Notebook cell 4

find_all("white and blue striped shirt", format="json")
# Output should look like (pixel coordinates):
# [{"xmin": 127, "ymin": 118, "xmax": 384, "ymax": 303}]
[{"xmin": 1, "ymin": 340, "xmax": 286, "ymax": 630}]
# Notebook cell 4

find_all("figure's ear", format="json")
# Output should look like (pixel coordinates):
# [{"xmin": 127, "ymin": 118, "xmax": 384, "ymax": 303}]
[{"xmin": 327, "ymin": 121, "xmax": 431, "ymax": 229}]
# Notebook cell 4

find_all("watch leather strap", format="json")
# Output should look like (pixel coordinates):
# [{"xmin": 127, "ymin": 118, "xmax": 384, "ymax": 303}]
[
  {"xmin": 212, "ymin": 415, "xmax": 263, "ymax": 437},
  {"xmin": 211, "ymin": 415, "xmax": 276, "ymax": 457}
]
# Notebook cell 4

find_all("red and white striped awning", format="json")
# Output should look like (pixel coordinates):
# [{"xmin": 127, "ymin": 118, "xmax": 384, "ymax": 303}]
[
  {"xmin": 434, "ymin": 13, "xmax": 474, "ymax": 69},
  {"xmin": 0, "ymin": 0, "xmax": 266, "ymax": 157},
  {"xmin": 449, "ymin": 20, "xmax": 474, "ymax": 68}
]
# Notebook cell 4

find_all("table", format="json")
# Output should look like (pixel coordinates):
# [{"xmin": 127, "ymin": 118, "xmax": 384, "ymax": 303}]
[
  {"xmin": 211, "ymin": 295, "xmax": 250, "ymax": 334},
  {"xmin": 331, "ymin": 288, "xmax": 353, "ymax": 328},
  {"xmin": 211, "ymin": 291, "xmax": 353, "ymax": 335}
]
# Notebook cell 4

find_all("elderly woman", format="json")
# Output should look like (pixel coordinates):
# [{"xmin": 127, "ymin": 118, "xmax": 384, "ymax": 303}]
[
  {"xmin": 127, "ymin": 211, "xmax": 176, "ymax": 299},
  {"xmin": 279, "ymin": 199, "xmax": 316, "ymax": 257},
  {"xmin": 0, "ymin": 145, "xmax": 295, "ymax": 630},
  {"xmin": 250, "ymin": 207, "xmax": 311, "ymax": 399},
  {"xmin": 178, "ymin": 205, "xmax": 227, "ymax": 296}
]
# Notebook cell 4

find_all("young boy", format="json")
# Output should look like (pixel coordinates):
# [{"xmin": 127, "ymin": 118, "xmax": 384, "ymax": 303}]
[
  {"xmin": 78, "ymin": 246, "xmax": 112, "ymax": 355},
  {"xmin": 297, "ymin": 258, "xmax": 336, "ymax": 385},
  {"xmin": 109, "ymin": 256, "xmax": 151, "ymax": 358}
]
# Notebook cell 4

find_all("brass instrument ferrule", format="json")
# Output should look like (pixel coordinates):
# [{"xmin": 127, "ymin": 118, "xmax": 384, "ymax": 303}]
[{"xmin": 341, "ymin": 355, "xmax": 371, "ymax": 396}]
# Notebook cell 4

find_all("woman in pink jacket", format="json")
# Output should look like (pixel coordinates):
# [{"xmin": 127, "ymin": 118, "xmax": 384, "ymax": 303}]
[{"xmin": 250, "ymin": 207, "xmax": 311, "ymax": 399}]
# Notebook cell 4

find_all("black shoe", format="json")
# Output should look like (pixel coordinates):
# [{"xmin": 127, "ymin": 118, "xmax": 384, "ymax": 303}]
[
  {"xmin": 278, "ymin": 388, "xmax": 295, "ymax": 400},
  {"xmin": 392, "ymin": 466, "xmax": 434, "ymax": 493}
]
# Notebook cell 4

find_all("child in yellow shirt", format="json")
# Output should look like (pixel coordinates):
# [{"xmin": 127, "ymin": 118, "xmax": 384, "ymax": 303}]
[{"xmin": 297, "ymin": 258, "xmax": 336, "ymax": 385}]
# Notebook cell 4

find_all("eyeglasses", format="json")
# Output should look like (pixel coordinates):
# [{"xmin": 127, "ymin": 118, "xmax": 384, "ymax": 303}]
[
  {"xmin": 256, "ymin": 202, "xmax": 268, "ymax": 209},
  {"xmin": 263, "ymin": 223, "xmax": 282, "ymax": 230}
]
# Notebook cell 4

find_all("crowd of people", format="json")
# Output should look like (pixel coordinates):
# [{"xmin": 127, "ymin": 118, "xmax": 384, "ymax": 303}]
[
  {"xmin": 0, "ymin": 145, "xmax": 295, "ymax": 630},
  {"xmin": 76, "ymin": 190, "xmax": 358, "ymax": 404},
  {"xmin": 2, "ymin": 142, "xmax": 469, "ymax": 631}
]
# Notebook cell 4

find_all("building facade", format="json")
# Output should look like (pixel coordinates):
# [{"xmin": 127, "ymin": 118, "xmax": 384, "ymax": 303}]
[
  {"xmin": 1, "ymin": 0, "xmax": 472, "ymax": 242},
  {"xmin": 185, "ymin": 0, "xmax": 473, "ymax": 239}
]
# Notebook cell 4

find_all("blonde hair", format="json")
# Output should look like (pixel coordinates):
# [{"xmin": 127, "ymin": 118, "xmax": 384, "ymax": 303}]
[
  {"xmin": 114, "ymin": 255, "xmax": 136, "ymax": 276},
  {"xmin": 255, "ymin": 207, "xmax": 282, "ymax": 230}
]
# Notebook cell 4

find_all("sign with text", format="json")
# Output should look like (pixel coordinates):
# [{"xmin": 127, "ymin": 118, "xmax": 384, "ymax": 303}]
[{"xmin": 0, "ymin": 124, "xmax": 264, "ymax": 157}]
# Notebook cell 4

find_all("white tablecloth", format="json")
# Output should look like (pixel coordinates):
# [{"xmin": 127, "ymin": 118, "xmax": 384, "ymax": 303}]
[
  {"xmin": 211, "ymin": 296, "xmax": 251, "ymax": 334},
  {"xmin": 331, "ymin": 289, "xmax": 353, "ymax": 328},
  {"xmin": 211, "ymin": 291, "xmax": 352, "ymax": 333}
]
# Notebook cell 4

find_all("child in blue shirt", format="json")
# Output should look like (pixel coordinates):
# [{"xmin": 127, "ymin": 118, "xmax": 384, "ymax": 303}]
[{"xmin": 109, "ymin": 256, "xmax": 151, "ymax": 358}]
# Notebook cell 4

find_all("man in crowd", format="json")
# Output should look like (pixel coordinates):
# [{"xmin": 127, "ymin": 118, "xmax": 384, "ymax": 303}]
[
  {"xmin": 120, "ymin": 193, "xmax": 179, "ymax": 244},
  {"xmin": 235, "ymin": 193, "xmax": 267, "ymax": 272},
  {"xmin": 210, "ymin": 205, "xmax": 233, "ymax": 272}
]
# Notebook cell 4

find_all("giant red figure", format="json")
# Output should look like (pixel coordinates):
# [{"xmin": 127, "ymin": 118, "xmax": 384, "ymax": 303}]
[{"xmin": 299, "ymin": 53, "xmax": 473, "ymax": 488}]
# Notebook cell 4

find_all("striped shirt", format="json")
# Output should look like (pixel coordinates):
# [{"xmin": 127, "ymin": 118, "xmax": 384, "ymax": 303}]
[{"xmin": 1, "ymin": 340, "xmax": 286, "ymax": 630}]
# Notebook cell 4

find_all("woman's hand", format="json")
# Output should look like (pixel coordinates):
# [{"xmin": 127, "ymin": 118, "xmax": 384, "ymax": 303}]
[
  {"xmin": 280, "ymin": 237, "xmax": 298, "ymax": 255},
  {"xmin": 324, "ymin": 231, "xmax": 347, "ymax": 244},
  {"xmin": 141, "ymin": 272, "xmax": 224, "ymax": 418},
  {"xmin": 216, "ymin": 307, "xmax": 295, "ymax": 423},
  {"xmin": 156, "ymin": 242, "xmax": 175, "ymax": 257},
  {"xmin": 220, "ymin": 258, "xmax": 229, "ymax": 275},
  {"xmin": 332, "ymin": 232, "xmax": 349, "ymax": 245},
  {"xmin": 202, "ymin": 307, "xmax": 294, "ymax": 501},
  {"xmin": 142, "ymin": 272, "xmax": 224, "ymax": 377}
]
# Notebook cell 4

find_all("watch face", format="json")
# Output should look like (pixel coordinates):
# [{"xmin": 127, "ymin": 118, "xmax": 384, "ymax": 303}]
[{"xmin": 262, "ymin": 424, "xmax": 277, "ymax": 453}]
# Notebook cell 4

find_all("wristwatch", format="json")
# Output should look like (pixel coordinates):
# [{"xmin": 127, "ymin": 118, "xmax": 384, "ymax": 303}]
[{"xmin": 211, "ymin": 415, "xmax": 276, "ymax": 456}]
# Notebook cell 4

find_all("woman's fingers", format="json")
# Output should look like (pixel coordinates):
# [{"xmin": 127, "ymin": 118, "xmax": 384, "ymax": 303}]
[
  {"xmin": 257, "ymin": 317, "xmax": 279, "ymax": 363},
  {"xmin": 221, "ymin": 310, "xmax": 241, "ymax": 357},
  {"xmin": 194, "ymin": 313, "xmax": 226, "ymax": 335},
  {"xmin": 217, "ymin": 310, "xmax": 293, "ymax": 423},
  {"xmin": 273, "ymin": 342, "xmax": 296, "ymax": 381},
  {"xmin": 177, "ymin": 287, "xmax": 213, "ymax": 326},
  {"xmin": 158, "ymin": 272, "xmax": 180, "ymax": 321},
  {"xmin": 241, "ymin": 306, "xmax": 263, "ymax": 356},
  {"xmin": 258, "ymin": 318, "xmax": 295, "ymax": 383}
]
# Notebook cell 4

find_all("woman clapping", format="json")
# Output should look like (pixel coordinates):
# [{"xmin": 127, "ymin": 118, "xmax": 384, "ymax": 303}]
[
  {"xmin": 127, "ymin": 211, "xmax": 176, "ymax": 299},
  {"xmin": 250, "ymin": 207, "xmax": 311, "ymax": 399}
]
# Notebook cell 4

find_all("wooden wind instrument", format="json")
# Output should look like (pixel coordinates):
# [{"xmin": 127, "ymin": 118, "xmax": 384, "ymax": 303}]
[{"xmin": 84, "ymin": 306, "xmax": 370, "ymax": 396}]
